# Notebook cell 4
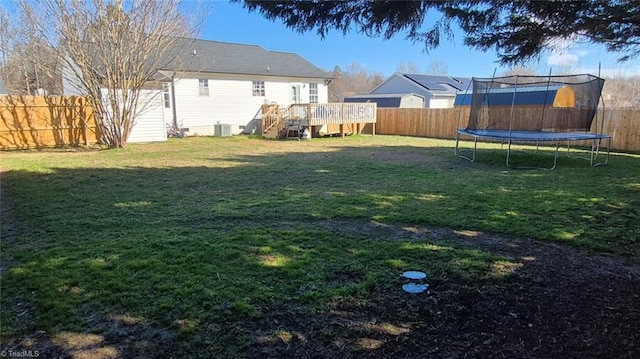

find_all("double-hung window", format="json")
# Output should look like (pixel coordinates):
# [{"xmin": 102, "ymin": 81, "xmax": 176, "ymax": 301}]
[
  {"xmin": 252, "ymin": 81, "xmax": 265, "ymax": 96},
  {"xmin": 162, "ymin": 83, "xmax": 171, "ymax": 108},
  {"xmin": 198, "ymin": 79, "xmax": 209, "ymax": 96},
  {"xmin": 309, "ymin": 83, "xmax": 318, "ymax": 103}
]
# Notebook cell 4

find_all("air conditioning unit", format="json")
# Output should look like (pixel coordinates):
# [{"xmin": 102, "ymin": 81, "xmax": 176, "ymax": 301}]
[{"xmin": 214, "ymin": 124, "xmax": 233, "ymax": 137}]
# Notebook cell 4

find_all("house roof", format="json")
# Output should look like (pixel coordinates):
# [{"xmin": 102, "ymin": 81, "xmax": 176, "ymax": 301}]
[
  {"xmin": 162, "ymin": 38, "xmax": 331, "ymax": 79},
  {"xmin": 370, "ymin": 73, "xmax": 471, "ymax": 97},
  {"xmin": 345, "ymin": 93, "xmax": 424, "ymax": 99},
  {"xmin": 344, "ymin": 93, "xmax": 425, "ymax": 108},
  {"xmin": 402, "ymin": 74, "xmax": 471, "ymax": 94}
]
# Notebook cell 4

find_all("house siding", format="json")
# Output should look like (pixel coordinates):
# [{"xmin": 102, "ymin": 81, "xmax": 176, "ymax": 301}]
[
  {"xmin": 171, "ymin": 76, "xmax": 329, "ymax": 135},
  {"xmin": 127, "ymin": 89, "xmax": 167, "ymax": 143},
  {"xmin": 370, "ymin": 76, "xmax": 413, "ymax": 94},
  {"xmin": 95, "ymin": 88, "xmax": 167, "ymax": 144},
  {"xmin": 61, "ymin": 58, "xmax": 86, "ymax": 96},
  {"xmin": 399, "ymin": 95, "xmax": 425, "ymax": 108},
  {"xmin": 428, "ymin": 97, "xmax": 452, "ymax": 109}
]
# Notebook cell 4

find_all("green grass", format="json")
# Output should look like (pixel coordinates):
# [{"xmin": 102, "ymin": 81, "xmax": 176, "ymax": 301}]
[{"xmin": 1, "ymin": 135, "xmax": 638, "ymax": 356}]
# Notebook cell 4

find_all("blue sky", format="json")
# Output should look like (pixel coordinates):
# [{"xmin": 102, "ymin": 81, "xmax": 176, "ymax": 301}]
[{"xmin": 201, "ymin": 1, "xmax": 640, "ymax": 79}]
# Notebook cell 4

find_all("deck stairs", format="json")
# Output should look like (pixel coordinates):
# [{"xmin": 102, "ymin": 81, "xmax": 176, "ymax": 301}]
[{"xmin": 262, "ymin": 104, "xmax": 306, "ymax": 139}]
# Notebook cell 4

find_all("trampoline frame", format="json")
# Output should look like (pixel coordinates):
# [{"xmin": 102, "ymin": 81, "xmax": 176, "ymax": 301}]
[
  {"xmin": 454, "ymin": 129, "xmax": 611, "ymax": 170},
  {"xmin": 454, "ymin": 72, "xmax": 610, "ymax": 170}
]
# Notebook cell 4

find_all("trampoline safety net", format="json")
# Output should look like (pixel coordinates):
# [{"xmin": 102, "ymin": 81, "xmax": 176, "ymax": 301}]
[{"xmin": 465, "ymin": 74, "xmax": 605, "ymax": 132}]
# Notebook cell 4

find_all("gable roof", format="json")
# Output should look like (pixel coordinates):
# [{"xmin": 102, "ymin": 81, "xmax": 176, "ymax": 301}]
[
  {"xmin": 370, "ymin": 73, "xmax": 471, "ymax": 97},
  {"xmin": 402, "ymin": 74, "xmax": 471, "ymax": 93},
  {"xmin": 162, "ymin": 38, "xmax": 331, "ymax": 79}
]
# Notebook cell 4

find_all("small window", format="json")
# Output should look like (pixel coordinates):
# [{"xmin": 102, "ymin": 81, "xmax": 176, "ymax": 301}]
[
  {"xmin": 162, "ymin": 83, "xmax": 171, "ymax": 108},
  {"xmin": 198, "ymin": 79, "xmax": 209, "ymax": 96},
  {"xmin": 252, "ymin": 81, "xmax": 265, "ymax": 96},
  {"xmin": 309, "ymin": 83, "xmax": 318, "ymax": 103}
]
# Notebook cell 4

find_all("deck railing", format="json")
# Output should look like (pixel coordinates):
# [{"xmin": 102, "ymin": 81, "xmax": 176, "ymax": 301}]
[
  {"xmin": 262, "ymin": 102, "xmax": 377, "ymax": 138},
  {"xmin": 288, "ymin": 103, "xmax": 377, "ymax": 126}
]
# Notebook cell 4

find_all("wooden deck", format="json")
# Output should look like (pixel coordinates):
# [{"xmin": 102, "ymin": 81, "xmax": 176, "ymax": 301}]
[{"xmin": 262, "ymin": 102, "xmax": 377, "ymax": 139}]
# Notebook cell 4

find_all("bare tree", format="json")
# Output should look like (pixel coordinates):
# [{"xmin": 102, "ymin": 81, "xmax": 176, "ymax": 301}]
[
  {"xmin": 426, "ymin": 60, "xmax": 448, "ymax": 75},
  {"xmin": 328, "ymin": 62, "xmax": 384, "ymax": 102},
  {"xmin": 395, "ymin": 61, "xmax": 423, "ymax": 74},
  {"xmin": 602, "ymin": 75, "xmax": 640, "ymax": 108},
  {"xmin": 0, "ymin": 7, "xmax": 59, "ymax": 95},
  {"xmin": 0, "ymin": 7, "xmax": 10, "ymax": 87},
  {"xmin": 395, "ymin": 60, "xmax": 448, "ymax": 76},
  {"xmin": 19, "ymin": 0, "xmax": 203, "ymax": 148},
  {"xmin": 501, "ymin": 66, "xmax": 540, "ymax": 77}
]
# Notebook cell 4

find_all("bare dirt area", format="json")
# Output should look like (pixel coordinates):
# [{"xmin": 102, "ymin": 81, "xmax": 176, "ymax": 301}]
[
  {"xmin": 2, "ymin": 217, "xmax": 639, "ymax": 358},
  {"xmin": 240, "ymin": 220, "xmax": 640, "ymax": 359}
]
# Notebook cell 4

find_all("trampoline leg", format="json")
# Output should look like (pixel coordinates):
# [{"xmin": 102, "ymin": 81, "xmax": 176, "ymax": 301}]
[
  {"xmin": 592, "ymin": 138, "xmax": 611, "ymax": 167},
  {"xmin": 551, "ymin": 142, "xmax": 559, "ymax": 170},
  {"xmin": 506, "ymin": 139, "xmax": 512, "ymax": 168},
  {"xmin": 472, "ymin": 137, "xmax": 478, "ymax": 162},
  {"xmin": 455, "ymin": 133, "xmax": 477, "ymax": 162}
]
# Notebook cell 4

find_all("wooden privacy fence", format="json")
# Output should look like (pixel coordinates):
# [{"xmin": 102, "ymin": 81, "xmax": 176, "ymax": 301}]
[
  {"xmin": 0, "ymin": 96, "xmax": 98, "ymax": 150},
  {"xmin": 371, "ymin": 107, "xmax": 640, "ymax": 153}
]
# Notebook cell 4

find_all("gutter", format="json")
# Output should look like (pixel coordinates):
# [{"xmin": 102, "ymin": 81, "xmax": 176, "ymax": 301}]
[{"xmin": 171, "ymin": 72, "xmax": 178, "ymax": 128}]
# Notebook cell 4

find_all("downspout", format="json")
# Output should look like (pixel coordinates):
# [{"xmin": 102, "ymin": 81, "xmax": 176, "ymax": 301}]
[{"xmin": 171, "ymin": 72, "xmax": 178, "ymax": 129}]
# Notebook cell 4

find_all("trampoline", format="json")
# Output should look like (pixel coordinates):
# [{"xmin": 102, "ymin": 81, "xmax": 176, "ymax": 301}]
[{"xmin": 454, "ymin": 73, "xmax": 611, "ymax": 170}]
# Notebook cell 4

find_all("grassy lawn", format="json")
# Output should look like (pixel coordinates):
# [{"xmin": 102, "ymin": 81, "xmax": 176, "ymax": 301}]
[{"xmin": 1, "ymin": 135, "xmax": 639, "ymax": 358}]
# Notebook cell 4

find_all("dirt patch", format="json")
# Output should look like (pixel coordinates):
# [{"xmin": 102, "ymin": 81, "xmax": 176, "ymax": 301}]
[
  {"xmin": 239, "ymin": 219, "xmax": 640, "ymax": 359},
  {"xmin": 2, "ymin": 216, "xmax": 639, "ymax": 358}
]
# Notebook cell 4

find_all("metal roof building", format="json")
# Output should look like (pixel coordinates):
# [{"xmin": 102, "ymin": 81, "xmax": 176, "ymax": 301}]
[
  {"xmin": 454, "ymin": 85, "xmax": 565, "ymax": 107},
  {"xmin": 343, "ymin": 93, "xmax": 425, "ymax": 108},
  {"xmin": 365, "ymin": 73, "xmax": 471, "ymax": 108}
]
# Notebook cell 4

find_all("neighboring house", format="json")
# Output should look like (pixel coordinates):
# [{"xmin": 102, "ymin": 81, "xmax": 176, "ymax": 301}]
[
  {"xmin": 363, "ymin": 73, "xmax": 471, "ymax": 108},
  {"xmin": 62, "ymin": 38, "xmax": 332, "ymax": 142},
  {"xmin": 343, "ymin": 93, "xmax": 425, "ymax": 108},
  {"xmin": 0, "ymin": 78, "xmax": 7, "ymax": 95}
]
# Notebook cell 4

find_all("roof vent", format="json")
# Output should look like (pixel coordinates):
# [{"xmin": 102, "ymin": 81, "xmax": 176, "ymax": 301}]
[{"xmin": 192, "ymin": 49, "xmax": 197, "ymax": 56}]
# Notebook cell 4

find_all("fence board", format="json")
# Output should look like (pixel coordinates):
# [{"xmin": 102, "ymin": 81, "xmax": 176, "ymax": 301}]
[
  {"xmin": 0, "ymin": 96, "xmax": 98, "ymax": 149},
  {"xmin": 371, "ymin": 107, "xmax": 639, "ymax": 153}
]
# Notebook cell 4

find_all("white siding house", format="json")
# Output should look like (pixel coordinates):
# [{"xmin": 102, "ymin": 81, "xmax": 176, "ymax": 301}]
[
  {"xmin": 166, "ymin": 74, "xmax": 329, "ymax": 136},
  {"xmin": 62, "ymin": 38, "xmax": 332, "ymax": 142},
  {"xmin": 366, "ymin": 73, "xmax": 471, "ymax": 108},
  {"xmin": 157, "ymin": 39, "xmax": 331, "ymax": 137}
]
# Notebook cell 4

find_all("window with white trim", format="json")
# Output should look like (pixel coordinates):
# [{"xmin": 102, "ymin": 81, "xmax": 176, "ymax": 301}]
[
  {"xmin": 309, "ymin": 83, "xmax": 318, "ymax": 103},
  {"xmin": 252, "ymin": 81, "xmax": 265, "ymax": 96},
  {"xmin": 198, "ymin": 79, "xmax": 209, "ymax": 96},
  {"xmin": 162, "ymin": 83, "xmax": 171, "ymax": 108}
]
